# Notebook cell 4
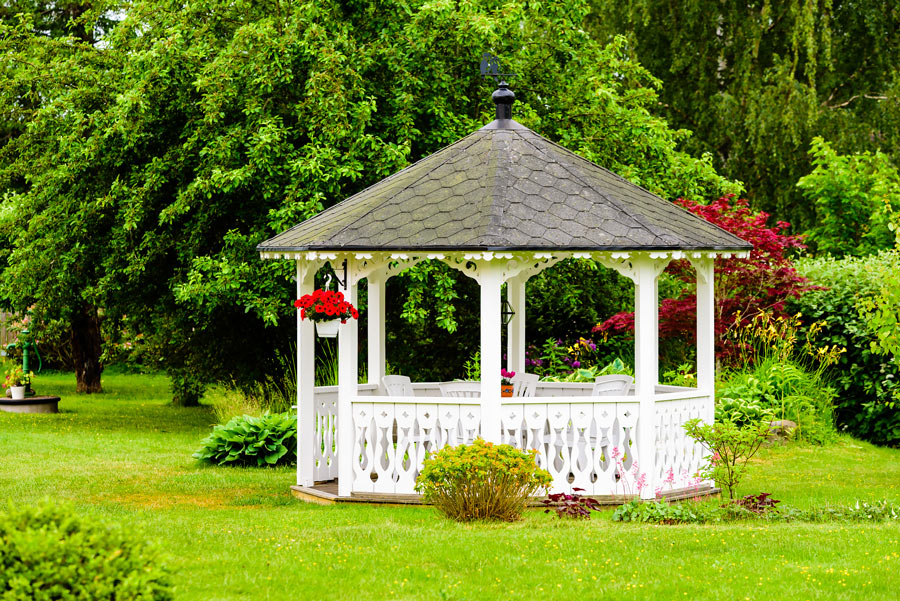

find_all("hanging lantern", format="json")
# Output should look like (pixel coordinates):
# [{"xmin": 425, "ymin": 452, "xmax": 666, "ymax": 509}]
[{"xmin": 501, "ymin": 299, "xmax": 516, "ymax": 327}]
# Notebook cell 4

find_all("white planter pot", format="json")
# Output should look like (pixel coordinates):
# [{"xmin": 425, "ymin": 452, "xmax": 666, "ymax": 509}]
[
  {"xmin": 314, "ymin": 320, "xmax": 340, "ymax": 338},
  {"xmin": 10, "ymin": 386, "xmax": 25, "ymax": 400}
]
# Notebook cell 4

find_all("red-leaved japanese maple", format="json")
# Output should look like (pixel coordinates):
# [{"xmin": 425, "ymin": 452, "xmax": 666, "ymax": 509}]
[{"xmin": 594, "ymin": 195, "xmax": 815, "ymax": 365}]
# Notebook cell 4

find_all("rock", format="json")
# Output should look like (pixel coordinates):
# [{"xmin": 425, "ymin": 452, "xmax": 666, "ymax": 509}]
[{"xmin": 767, "ymin": 419, "xmax": 797, "ymax": 442}]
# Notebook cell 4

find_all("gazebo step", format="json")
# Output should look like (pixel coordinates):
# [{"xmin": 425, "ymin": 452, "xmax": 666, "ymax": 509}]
[{"xmin": 289, "ymin": 482, "xmax": 720, "ymax": 507}]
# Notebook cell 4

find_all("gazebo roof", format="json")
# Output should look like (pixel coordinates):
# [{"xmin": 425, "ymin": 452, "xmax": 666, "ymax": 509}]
[{"xmin": 258, "ymin": 117, "xmax": 750, "ymax": 254}]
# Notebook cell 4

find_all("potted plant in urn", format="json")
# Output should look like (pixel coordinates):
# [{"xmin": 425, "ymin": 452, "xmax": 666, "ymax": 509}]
[
  {"xmin": 4, "ymin": 366, "xmax": 33, "ymax": 400},
  {"xmin": 501, "ymin": 369, "xmax": 516, "ymax": 397},
  {"xmin": 294, "ymin": 289, "xmax": 359, "ymax": 338}
]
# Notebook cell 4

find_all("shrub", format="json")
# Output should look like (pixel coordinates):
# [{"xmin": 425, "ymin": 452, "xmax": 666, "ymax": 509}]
[
  {"xmin": 415, "ymin": 439, "xmax": 551, "ymax": 522},
  {"xmin": 193, "ymin": 412, "xmax": 297, "ymax": 467},
  {"xmin": 789, "ymin": 252, "xmax": 900, "ymax": 446},
  {"xmin": 542, "ymin": 488, "xmax": 602, "ymax": 519},
  {"xmin": 0, "ymin": 501, "xmax": 173, "ymax": 600},
  {"xmin": 683, "ymin": 418, "xmax": 770, "ymax": 499},
  {"xmin": 612, "ymin": 499, "xmax": 719, "ymax": 524},
  {"xmin": 596, "ymin": 195, "xmax": 814, "ymax": 367}
]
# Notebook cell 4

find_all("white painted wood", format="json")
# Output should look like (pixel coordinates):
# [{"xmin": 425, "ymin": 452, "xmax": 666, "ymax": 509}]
[
  {"xmin": 691, "ymin": 256, "xmax": 716, "ymax": 435},
  {"xmin": 439, "ymin": 382, "xmax": 481, "ymax": 397},
  {"xmin": 510, "ymin": 372, "xmax": 539, "ymax": 397},
  {"xmin": 372, "ymin": 404, "xmax": 396, "ymax": 493},
  {"xmin": 500, "ymin": 403, "xmax": 525, "ymax": 447},
  {"xmin": 592, "ymin": 375, "xmax": 633, "ymax": 396},
  {"xmin": 383, "ymin": 375, "xmax": 414, "ymax": 397},
  {"xmin": 479, "ymin": 263, "xmax": 504, "ymax": 443},
  {"xmin": 632, "ymin": 254, "xmax": 669, "ymax": 499},
  {"xmin": 337, "ymin": 262, "xmax": 358, "ymax": 498},
  {"xmin": 351, "ymin": 402, "xmax": 375, "ymax": 492},
  {"xmin": 297, "ymin": 260, "xmax": 317, "ymax": 486},
  {"xmin": 507, "ymin": 276, "xmax": 527, "ymax": 374},
  {"xmin": 367, "ymin": 272, "xmax": 387, "ymax": 392}
]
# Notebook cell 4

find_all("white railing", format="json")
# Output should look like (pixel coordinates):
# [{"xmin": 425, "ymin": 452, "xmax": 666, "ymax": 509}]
[
  {"xmin": 312, "ymin": 384, "xmax": 712, "ymax": 496},
  {"xmin": 500, "ymin": 397, "xmax": 641, "ymax": 495},
  {"xmin": 349, "ymin": 398, "xmax": 481, "ymax": 494}
]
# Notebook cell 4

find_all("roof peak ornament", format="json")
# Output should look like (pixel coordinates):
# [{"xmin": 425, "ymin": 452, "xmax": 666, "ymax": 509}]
[{"xmin": 480, "ymin": 52, "xmax": 515, "ymax": 120}]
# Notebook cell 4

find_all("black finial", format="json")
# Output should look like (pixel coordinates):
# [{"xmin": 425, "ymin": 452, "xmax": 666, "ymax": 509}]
[{"xmin": 480, "ymin": 52, "xmax": 516, "ymax": 121}]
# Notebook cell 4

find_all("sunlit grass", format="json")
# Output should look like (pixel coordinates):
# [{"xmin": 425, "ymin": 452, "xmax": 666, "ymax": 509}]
[{"xmin": 1, "ymin": 370, "xmax": 899, "ymax": 600}]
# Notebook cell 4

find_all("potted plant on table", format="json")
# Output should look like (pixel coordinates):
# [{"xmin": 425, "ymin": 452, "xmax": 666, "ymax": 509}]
[
  {"xmin": 501, "ymin": 369, "xmax": 516, "ymax": 397},
  {"xmin": 294, "ymin": 289, "xmax": 359, "ymax": 338},
  {"xmin": 5, "ymin": 366, "xmax": 33, "ymax": 400}
]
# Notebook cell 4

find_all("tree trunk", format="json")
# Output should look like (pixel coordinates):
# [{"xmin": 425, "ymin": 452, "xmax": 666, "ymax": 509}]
[{"xmin": 71, "ymin": 303, "xmax": 103, "ymax": 393}]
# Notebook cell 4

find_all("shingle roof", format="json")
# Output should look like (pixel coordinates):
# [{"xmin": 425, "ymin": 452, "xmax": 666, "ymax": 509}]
[{"xmin": 258, "ymin": 119, "xmax": 751, "ymax": 252}]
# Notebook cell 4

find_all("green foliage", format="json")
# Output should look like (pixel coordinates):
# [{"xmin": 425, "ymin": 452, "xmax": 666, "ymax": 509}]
[
  {"xmin": 683, "ymin": 418, "xmax": 770, "ymax": 499},
  {"xmin": 797, "ymin": 137, "xmax": 900, "ymax": 256},
  {"xmin": 612, "ymin": 499, "xmax": 718, "ymax": 524},
  {"xmin": 193, "ymin": 413, "xmax": 297, "ymax": 467},
  {"xmin": 540, "ymin": 357, "xmax": 633, "ymax": 383},
  {"xmin": 415, "ymin": 438, "xmax": 551, "ymax": 522},
  {"xmin": 717, "ymin": 357, "xmax": 836, "ymax": 445},
  {"xmin": 789, "ymin": 252, "xmax": 900, "ymax": 445},
  {"xmin": 589, "ymin": 0, "xmax": 900, "ymax": 231},
  {"xmin": 0, "ymin": 0, "xmax": 738, "ymax": 396},
  {"xmin": 0, "ymin": 501, "xmax": 173, "ymax": 601}
]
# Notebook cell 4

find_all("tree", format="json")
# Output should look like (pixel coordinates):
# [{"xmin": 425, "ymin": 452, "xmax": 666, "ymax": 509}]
[
  {"xmin": 588, "ymin": 0, "xmax": 900, "ymax": 231},
  {"xmin": 596, "ymin": 195, "xmax": 813, "ymax": 365},
  {"xmin": 1, "ymin": 0, "xmax": 741, "ymax": 402}
]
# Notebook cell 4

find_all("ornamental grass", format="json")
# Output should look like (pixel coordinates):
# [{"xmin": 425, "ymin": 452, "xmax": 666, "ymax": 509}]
[{"xmin": 415, "ymin": 439, "xmax": 551, "ymax": 522}]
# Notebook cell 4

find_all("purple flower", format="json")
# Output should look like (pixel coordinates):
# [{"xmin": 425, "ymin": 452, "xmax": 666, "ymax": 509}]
[{"xmin": 572, "ymin": 361, "xmax": 581, "ymax": 368}]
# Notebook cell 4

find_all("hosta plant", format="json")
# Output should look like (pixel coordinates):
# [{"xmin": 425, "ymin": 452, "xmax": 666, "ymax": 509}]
[
  {"xmin": 415, "ymin": 439, "xmax": 551, "ymax": 522},
  {"xmin": 193, "ymin": 412, "xmax": 297, "ymax": 467}
]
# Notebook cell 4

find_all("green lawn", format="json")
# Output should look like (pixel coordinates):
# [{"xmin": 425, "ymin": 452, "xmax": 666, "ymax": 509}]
[{"xmin": 2, "ymin": 370, "xmax": 899, "ymax": 600}]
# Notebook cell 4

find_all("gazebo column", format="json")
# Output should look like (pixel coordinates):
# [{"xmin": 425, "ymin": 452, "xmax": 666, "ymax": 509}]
[
  {"xmin": 506, "ymin": 275, "xmax": 526, "ymax": 375},
  {"xmin": 367, "ymin": 271, "xmax": 387, "ymax": 392},
  {"xmin": 337, "ymin": 261, "xmax": 358, "ymax": 498},
  {"xmin": 632, "ymin": 254, "xmax": 668, "ymax": 500},
  {"xmin": 691, "ymin": 256, "xmax": 716, "ymax": 423},
  {"xmin": 479, "ymin": 264, "xmax": 504, "ymax": 442},
  {"xmin": 296, "ymin": 260, "xmax": 317, "ymax": 487}
]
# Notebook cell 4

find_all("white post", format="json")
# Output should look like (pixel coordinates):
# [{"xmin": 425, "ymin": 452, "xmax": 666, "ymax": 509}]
[
  {"xmin": 633, "ymin": 254, "xmax": 662, "ymax": 500},
  {"xmin": 297, "ymin": 260, "xmax": 316, "ymax": 487},
  {"xmin": 367, "ymin": 271, "xmax": 386, "ymax": 391},
  {"xmin": 506, "ymin": 276, "xmax": 526, "ymax": 375},
  {"xmin": 337, "ymin": 260, "xmax": 358, "ymax": 498},
  {"xmin": 480, "ymin": 264, "xmax": 503, "ymax": 443},
  {"xmin": 692, "ymin": 256, "xmax": 716, "ymax": 423}
]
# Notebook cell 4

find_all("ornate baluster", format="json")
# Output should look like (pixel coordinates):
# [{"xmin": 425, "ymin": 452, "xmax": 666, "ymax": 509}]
[{"xmin": 352, "ymin": 403, "xmax": 375, "ymax": 492}]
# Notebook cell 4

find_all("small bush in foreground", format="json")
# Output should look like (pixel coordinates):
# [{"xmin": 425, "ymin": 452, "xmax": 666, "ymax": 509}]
[
  {"xmin": 415, "ymin": 439, "xmax": 551, "ymax": 522},
  {"xmin": 0, "ymin": 501, "xmax": 172, "ymax": 600},
  {"xmin": 683, "ymin": 418, "xmax": 770, "ymax": 499},
  {"xmin": 193, "ymin": 412, "xmax": 296, "ymax": 467}
]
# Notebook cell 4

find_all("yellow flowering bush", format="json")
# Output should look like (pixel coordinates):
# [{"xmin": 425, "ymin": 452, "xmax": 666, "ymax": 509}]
[{"xmin": 415, "ymin": 439, "xmax": 551, "ymax": 522}]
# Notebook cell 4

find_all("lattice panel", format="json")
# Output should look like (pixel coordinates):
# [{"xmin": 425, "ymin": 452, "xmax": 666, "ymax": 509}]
[
  {"xmin": 350, "ymin": 402, "xmax": 482, "ymax": 494},
  {"xmin": 501, "ymin": 401, "xmax": 642, "ymax": 495},
  {"xmin": 654, "ymin": 396, "xmax": 709, "ymax": 485},
  {"xmin": 313, "ymin": 396, "xmax": 338, "ymax": 481}
]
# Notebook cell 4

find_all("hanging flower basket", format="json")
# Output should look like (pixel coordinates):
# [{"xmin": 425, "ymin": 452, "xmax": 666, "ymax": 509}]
[
  {"xmin": 314, "ymin": 320, "xmax": 340, "ymax": 338},
  {"xmin": 294, "ymin": 289, "xmax": 359, "ymax": 338}
]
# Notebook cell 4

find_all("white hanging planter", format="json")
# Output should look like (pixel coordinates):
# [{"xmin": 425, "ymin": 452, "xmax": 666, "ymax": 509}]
[
  {"xmin": 10, "ymin": 386, "xmax": 25, "ymax": 400},
  {"xmin": 314, "ymin": 320, "xmax": 340, "ymax": 338}
]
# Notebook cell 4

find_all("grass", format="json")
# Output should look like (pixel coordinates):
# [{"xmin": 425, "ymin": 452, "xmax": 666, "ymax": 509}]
[{"xmin": 2, "ymin": 369, "xmax": 900, "ymax": 600}]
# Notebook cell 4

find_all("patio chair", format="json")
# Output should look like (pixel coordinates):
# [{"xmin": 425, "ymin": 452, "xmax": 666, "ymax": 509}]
[
  {"xmin": 510, "ymin": 372, "xmax": 539, "ymax": 398},
  {"xmin": 382, "ymin": 375, "xmax": 414, "ymax": 397},
  {"xmin": 439, "ymin": 381, "xmax": 481, "ymax": 398},
  {"xmin": 591, "ymin": 374, "xmax": 633, "ymax": 396}
]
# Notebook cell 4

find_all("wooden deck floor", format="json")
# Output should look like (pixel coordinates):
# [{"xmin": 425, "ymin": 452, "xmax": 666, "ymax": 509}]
[{"xmin": 290, "ymin": 481, "xmax": 719, "ymax": 506}]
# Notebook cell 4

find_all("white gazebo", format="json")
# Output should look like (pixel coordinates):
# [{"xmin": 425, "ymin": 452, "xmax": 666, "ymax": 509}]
[{"xmin": 258, "ymin": 82, "xmax": 751, "ymax": 503}]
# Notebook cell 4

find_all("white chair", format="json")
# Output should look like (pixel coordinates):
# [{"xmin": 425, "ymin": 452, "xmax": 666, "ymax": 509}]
[
  {"xmin": 439, "ymin": 382, "xmax": 481, "ymax": 398},
  {"xmin": 592, "ymin": 374, "xmax": 633, "ymax": 396},
  {"xmin": 510, "ymin": 372, "xmax": 539, "ymax": 398},
  {"xmin": 383, "ymin": 375, "xmax": 414, "ymax": 397}
]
